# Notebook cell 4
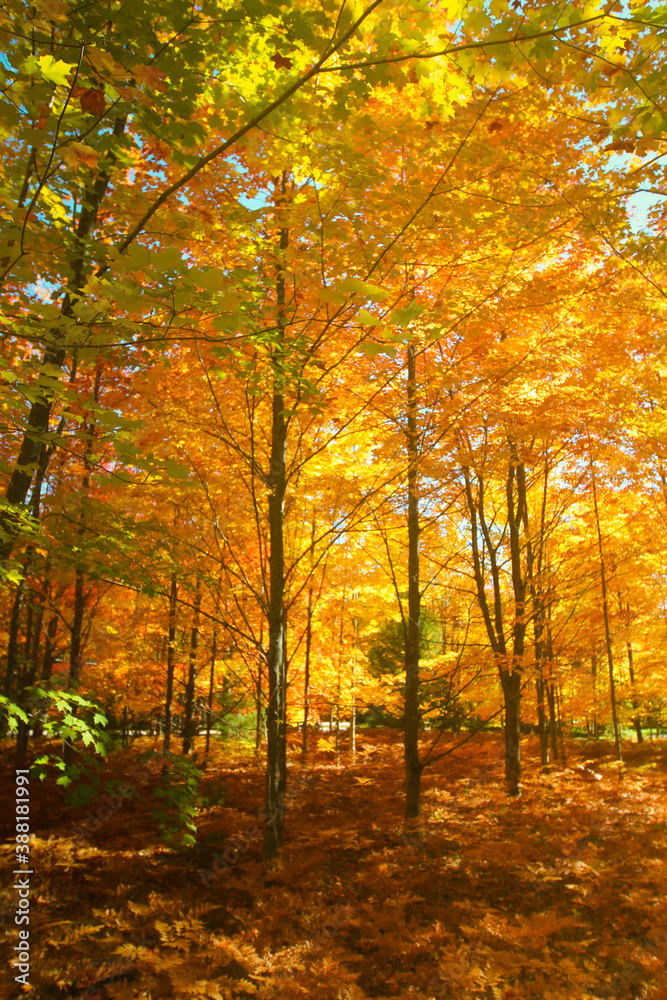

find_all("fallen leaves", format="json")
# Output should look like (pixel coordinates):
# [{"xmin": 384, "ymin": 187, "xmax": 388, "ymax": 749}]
[{"xmin": 2, "ymin": 732, "xmax": 667, "ymax": 999}]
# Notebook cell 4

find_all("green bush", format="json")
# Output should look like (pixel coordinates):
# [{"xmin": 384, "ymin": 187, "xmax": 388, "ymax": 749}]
[{"xmin": 138, "ymin": 749, "xmax": 202, "ymax": 849}]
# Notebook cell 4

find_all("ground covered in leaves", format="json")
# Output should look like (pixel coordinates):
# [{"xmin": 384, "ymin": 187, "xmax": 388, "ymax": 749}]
[{"xmin": 2, "ymin": 730, "xmax": 667, "ymax": 1000}]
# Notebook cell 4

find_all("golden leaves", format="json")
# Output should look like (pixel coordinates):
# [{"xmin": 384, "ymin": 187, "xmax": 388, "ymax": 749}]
[{"xmin": 61, "ymin": 142, "xmax": 99, "ymax": 170}]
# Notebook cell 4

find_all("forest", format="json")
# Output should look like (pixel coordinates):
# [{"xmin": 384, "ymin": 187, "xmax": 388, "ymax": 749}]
[{"xmin": 1, "ymin": 0, "xmax": 667, "ymax": 997}]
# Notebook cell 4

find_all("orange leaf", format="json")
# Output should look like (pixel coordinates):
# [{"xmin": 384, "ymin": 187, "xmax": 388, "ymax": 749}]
[{"xmin": 134, "ymin": 64, "xmax": 168, "ymax": 91}]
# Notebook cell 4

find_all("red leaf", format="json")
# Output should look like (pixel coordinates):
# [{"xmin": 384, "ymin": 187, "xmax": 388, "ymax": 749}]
[
  {"xmin": 80, "ymin": 88, "xmax": 105, "ymax": 117},
  {"xmin": 271, "ymin": 53, "xmax": 292, "ymax": 70}
]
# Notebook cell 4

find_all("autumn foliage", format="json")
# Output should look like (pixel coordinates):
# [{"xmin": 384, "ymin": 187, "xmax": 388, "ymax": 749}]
[{"xmin": 1, "ymin": 0, "xmax": 667, "ymax": 994}]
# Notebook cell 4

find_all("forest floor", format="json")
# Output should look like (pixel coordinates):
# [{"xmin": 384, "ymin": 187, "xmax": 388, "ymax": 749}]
[{"xmin": 1, "ymin": 729, "xmax": 667, "ymax": 1000}]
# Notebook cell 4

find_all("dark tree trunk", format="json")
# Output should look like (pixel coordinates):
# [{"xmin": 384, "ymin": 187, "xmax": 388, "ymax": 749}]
[
  {"xmin": 350, "ymin": 614, "xmax": 357, "ymax": 759},
  {"xmin": 502, "ymin": 671, "xmax": 522, "ymax": 796},
  {"xmin": 335, "ymin": 600, "xmax": 344, "ymax": 761},
  {"xmin": 64, "ymin": 369, "xmax": 100, "ymax": 766},
  {"xmin": 3, "ymin": 579, "xmax": 25, "ymax": 699},
  {"xmin": 163, "ymin": 574, "xmax": 178, "ymax": 753},
  {"xmin": 16, "ymin": 578, "xmax": 47, "ymax": 762},
  {"xmin": 536, "ymin": 676, "xmax": 548, "ymax": 765},
  {"xmin": 255, "ymin": 635, "xmax": 263, "ymax": 752},
  {"xmin": 404, "ymin": 344, "xmax": 422, "ymax": 819},
  {"xmin": 626, "ymin": 637, "xmax": 643, "ymax": 743},
  {"xmin": 528, "ymin": 450, "xmax": 550, "ymax": 768},
  {"xmin": 459, "ymin": 439, "xmax": 529, "ymax": 796},
  {"xmin": 263, "ymin": 185, "xmax": 289, "ymax": 862},
  {"xmin": 264, "ymin": 466, "xmax": 286, "ymax": 859},
  {"xmin": 547, "ymin": 680, "xmax": 558, "ymax": 759},
  {"xmin": 206, "ymin": 629, "xmax": 217, "ymax": 754},
  {"xmin": 280, "ymin": 620, "xmax": 288, "ymax": 792},
  {"xmin": 545, "ymin": 622, "xmax": 560, "ymax": 760},
  {"xmin": 69, "ymin": 569, "xmax": 86, "ymax": 689},
  {"xmin": 302, "ymin": 583, "xmax": 313, "ymax": 760},
  {"xmin": 503, "ymin": 443, "xmax": 530, "ymax": 796},
  {"xmin": 63, "ymin": 562, "xmax": 86, "ymax": 765},
  {"xmin": 461, "ymin": 454, "xmax": 514, "ymax": 788},
  {"xmin": 182, "ymin": 581, "xmax": 202, "ymax": 755},
  {"xmin": 556, "ymin": 677, "xmax": 567, "ymax": 762},
  {"xmin": 41, "ymin": 614, "xmax": 58, "ymax": 682}
]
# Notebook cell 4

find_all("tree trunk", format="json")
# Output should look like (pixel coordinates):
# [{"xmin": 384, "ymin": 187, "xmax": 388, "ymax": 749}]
[
  {"xmin": 504, "ymin": 443, "xmax": 529, "ymax": 796},
  {"xmin": 3, "ymin": 579, "xmax": 25, "ymax": 699},
  {"xmin": 461, "ymin": 453, "xmax": 515, "ymax": 789},
  {"xmin": 555, "ymin": 674, "xmax": 567, "ymax": 764},
  {"xmin": 588, "ymin": 446, "xmax": 622, "ymax": 762},
  {"xmin": 280, "ymin": 620, "xmax": 288, "ymax": 792},
  {"xmin": 626, "ymin": 639, "xmax": 643, "ymax": 743},
  {"xmin": 350, "ymin": 614, "xmax": 357, "ymax": 761},
  {"xmin": 335, "ymin": 599, "xmax": 344, "ymax": 763},
  {"xmin": 69, "ymin": 569, "xmax": 86, "ymax": 689},
  {"xmin": 63, "ymin": 565, "xmax": 85, "ymax": 766},
  {"xmin": 404, "ymin": 344, "xmax": 422, "ymax": 819},
  {"xmin": 263, "ymin": 185, "xmax": 289, "ymax": 862},
  {"xmin": 16, "ymin": 578, "xmax": 47, "ymax": 762},
  {"xmin": 64, "ymin": 369, "xmax": 100, "ymax": 766},
  {"xmin": 41, "ymin": 614, "xmax": 59, "ymax": 682},
  {"xmin": 182, "ymin": 581, "xmax": 202, "ymax": 755},
  {"xmin": 591, "ymin": 653, "xmax": 599, "ymax": 738},
  {"xmin": 206, "ymin": 629, "xmax": 217, "ymax": 754},
  {"xmin": 547, "ymin": 681, "xmax": 558, "ymax": 759},
  {"xmin": 502, "ymin": 671, "xmax": 522, "ymax": 796},
  {"xmin": 536, "ymin": 675, "xmax": 548, "ymax": 766},
  {"xmin": 302, "ymin": 582, "xmax": 313, "ymax": 760},
  {"xmin": 529, "ymin": 448, "xmax": 549, "ymax": 767},
  {"xmin": 163, "ymin": 574, "xmax": 178, "ymax": 753},
  {"xmin": 255, "ymin": 636, "xmax": 263, "ymax": 752}
]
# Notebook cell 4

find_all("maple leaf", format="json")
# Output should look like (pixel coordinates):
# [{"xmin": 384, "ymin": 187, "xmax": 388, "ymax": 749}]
[
  {"xmin": 271, "ymin": 53, "xmax": 293, "ymax": 70},
  {"xmin": 487, "ymin": 119, "xmax": 504, "ymax": 133},
  {"xmin": 133, "ymin": 64, "xmax": 168, "ymax": 91},
  {"xmin": 601, "ymin": 61, "xmax": 624, "ymax": 77},
  {"xmin": 80, "ymin": 88, "xmax": 105, "ymax": 117},
  {"xmin": 61, "ymin": 142, "xmax": 99, "ymax": 169},
  {"xmin": 604, "ymin": 139, "xmax": 635, "ymax": 153}
]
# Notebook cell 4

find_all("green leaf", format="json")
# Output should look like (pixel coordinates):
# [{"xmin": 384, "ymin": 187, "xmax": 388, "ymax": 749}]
[
  {"xmin": 165, "ymin": 458, "xmax": 190, "ymax": 480},
  {"xmin": 388, "ymin": 302, "xmax": 425, "ymax": 327},
  {"xmin": 338, "ymin": 277, "xmax": 391, "ymax": 302},
  {"xmin": 357, "ymin": 309, "xmax": 384, "ymax": 327},
  {"xmin": 196, "ymin": 268, "xmax": 229, "ymax": 293},
  {"xmin": 360, "ymin": 342, "xmax": 384, "ymax": 357}
]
